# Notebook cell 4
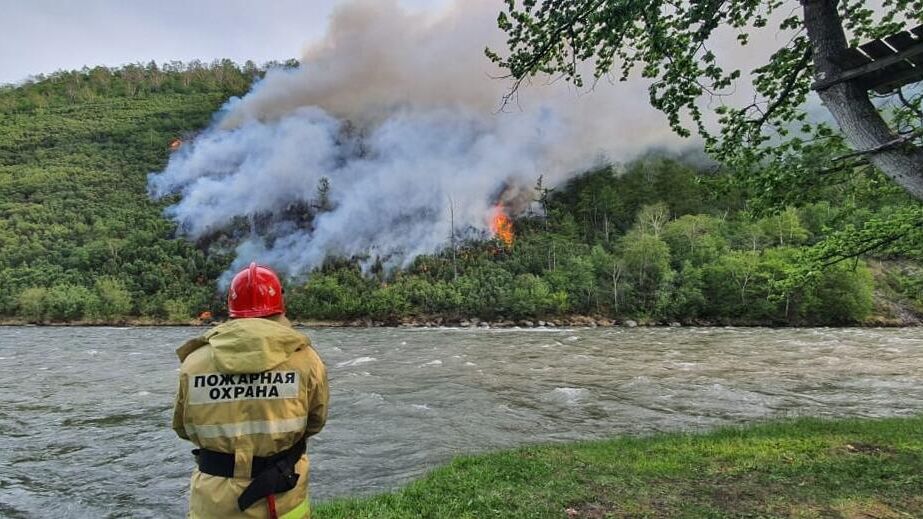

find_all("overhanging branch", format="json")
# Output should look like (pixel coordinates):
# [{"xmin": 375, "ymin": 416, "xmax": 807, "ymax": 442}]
[
  {"xmin": 497, "ymin": 0, "xmax": 608, "ymax": 108},
  {"xmin": 751, "ymin": 47, "xmax": 813, "ymax": 129},
  {"xmin": 831, "ymin": 127, "xmax": 923, "ymax": 161},
  {"xmin": 820, "ymin": 227, "xmax": 917, "ymax": 267}
]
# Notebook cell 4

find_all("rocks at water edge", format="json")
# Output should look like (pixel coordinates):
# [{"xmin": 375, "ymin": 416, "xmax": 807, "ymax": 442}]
[{"xmin": 323, "ymin": 316, "xmax": 691, "ymax": 328}]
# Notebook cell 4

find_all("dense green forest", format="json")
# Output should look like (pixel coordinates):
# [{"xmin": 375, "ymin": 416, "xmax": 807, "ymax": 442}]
[
  {"xmin": 0, "ymin": 61, "xmax": 255, "ymax": 321},
  {"xmin": 1, "ymin": 62, "xmax": 921, "ymax": 325}
]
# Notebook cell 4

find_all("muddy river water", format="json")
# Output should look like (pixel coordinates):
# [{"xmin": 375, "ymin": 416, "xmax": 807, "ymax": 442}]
[{"xmin": 1, "ymin": 326, "xmax": 921, "ymax": 517}]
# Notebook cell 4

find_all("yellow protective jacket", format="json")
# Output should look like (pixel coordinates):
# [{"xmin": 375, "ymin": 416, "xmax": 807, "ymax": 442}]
[{"xmin": 172, "ymin": 316, "xmax": 328, "ymax": 519}]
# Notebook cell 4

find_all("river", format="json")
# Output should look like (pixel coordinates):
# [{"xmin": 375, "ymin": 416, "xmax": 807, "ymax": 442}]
[{"xmin": 1, "ymin": 326, "xmax": 921, "ymax": 517}]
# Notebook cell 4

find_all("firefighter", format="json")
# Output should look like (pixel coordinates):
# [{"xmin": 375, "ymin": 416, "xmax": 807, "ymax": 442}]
[{"xmin": 172, "ymin": 262, "xmax": 328, "ymax": 518}]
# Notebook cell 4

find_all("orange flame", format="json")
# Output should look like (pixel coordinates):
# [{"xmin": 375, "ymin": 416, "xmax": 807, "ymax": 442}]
[
  {"xmin": 489, "ymin": 204, "xmax": 514, "ymax": 247},
  {"xmin": 169, "ymin": 138, "xmax": 183, "ymax": 151}
]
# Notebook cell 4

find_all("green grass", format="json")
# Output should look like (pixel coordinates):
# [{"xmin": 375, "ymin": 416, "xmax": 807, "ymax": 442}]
[{"xmin": 315, "ymin": 417, "xmax": 923, "ymax": 518}]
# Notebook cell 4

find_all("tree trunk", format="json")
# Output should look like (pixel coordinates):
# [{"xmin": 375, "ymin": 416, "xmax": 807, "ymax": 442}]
[
  {"xmin": 612, "ymin": 263, "xmax": 621, "ymax": 311},
  {"xmin": 448, "ymin": 196, "xmax": 458, "ymax": 281},
  {"xmin": 802, "ymin": 0, "xmax": 923, "ymax": 201}
]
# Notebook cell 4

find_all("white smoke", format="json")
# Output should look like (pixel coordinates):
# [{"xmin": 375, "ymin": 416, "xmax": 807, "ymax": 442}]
[{"xmin": 148, "ymin": 0, "xmax": 686, "ymax": 281}]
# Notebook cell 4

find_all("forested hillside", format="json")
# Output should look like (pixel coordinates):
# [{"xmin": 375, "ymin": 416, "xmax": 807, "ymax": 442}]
[
  {"xmin": 286, "ymin": 159, "xmax": 922, "ymax": 326},
  {"xmin": 0, "ymin": 62, "xmax": 258, "ymax": 321},
  {"xmin": 1, "ymin": 62, "xmax": 921, "ymax": 325}
]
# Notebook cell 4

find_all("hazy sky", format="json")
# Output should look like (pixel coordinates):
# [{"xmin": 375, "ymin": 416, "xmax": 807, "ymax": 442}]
[{"xmin": 0, "ymin": 0, "xmax": 448, "ymax": 85}]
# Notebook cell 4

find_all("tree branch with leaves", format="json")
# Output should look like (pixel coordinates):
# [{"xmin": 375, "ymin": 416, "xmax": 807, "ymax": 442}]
[{"xmin": 488, "ymin": 0, "xmax": 923, "ymax": 198}]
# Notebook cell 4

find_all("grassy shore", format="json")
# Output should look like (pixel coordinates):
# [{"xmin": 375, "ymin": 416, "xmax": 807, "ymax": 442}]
[{"xmin": 316, "ymin": 417, "xmax": 923, "ymax": 518}]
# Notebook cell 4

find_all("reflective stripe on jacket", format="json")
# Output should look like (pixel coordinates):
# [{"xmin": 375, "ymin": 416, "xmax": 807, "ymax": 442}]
[{"xmin": 172, "ymin": 316, "xmax": 328, "ymax": 518}]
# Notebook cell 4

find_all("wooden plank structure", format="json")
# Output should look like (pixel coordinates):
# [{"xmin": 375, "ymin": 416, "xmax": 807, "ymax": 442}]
[{"xmin": 814, "ymin": 24, "xmax": 923, "ymax": 94}]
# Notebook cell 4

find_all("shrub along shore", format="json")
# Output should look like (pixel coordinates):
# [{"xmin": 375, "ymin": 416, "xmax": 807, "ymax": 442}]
[{"xmin": 314, "ymin": 416, "xmax": 923, "ymax": 519}]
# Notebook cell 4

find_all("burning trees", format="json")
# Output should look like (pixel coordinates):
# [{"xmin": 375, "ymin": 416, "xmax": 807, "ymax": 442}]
[{"xmin": 489, "ymin": 204, "xmax": 515, "ymax": 247}]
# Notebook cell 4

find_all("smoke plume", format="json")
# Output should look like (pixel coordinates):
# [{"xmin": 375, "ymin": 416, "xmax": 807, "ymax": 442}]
[{"xmin": 148, "ymin": 0, "xmax": 685, "ymax": 281}]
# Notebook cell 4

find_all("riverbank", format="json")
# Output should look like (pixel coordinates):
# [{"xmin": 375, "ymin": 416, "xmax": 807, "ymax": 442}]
[
  {"xmin": 1, "ymin": 313, "xmax": 919, "ymax": 328},
  {"xmin": 3, "ymin": 266, "xmax": 920, "ymax": 328},
  {"xmin": 315, "ymin": 416, "xmax": 923, "ymax": 518},
  {"xmin": 2, "ymin": 320, "xmax": 920, "ymax": 328}
]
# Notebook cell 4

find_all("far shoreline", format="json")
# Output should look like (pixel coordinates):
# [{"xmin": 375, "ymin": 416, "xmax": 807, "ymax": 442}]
[{"xmin": 1, "ymin": 314, "xmax": 919, "ymax": 329}]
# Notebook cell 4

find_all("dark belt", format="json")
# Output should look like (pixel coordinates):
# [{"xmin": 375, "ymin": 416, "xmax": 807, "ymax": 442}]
[{"xmin": 193, "ymin": 434, "xmax": 307, "ymax": 511}]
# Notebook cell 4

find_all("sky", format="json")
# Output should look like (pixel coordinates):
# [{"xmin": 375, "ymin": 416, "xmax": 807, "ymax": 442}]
[{"xmin": 0, "ymin": 0, "xmax": 448, "ymax": 85}]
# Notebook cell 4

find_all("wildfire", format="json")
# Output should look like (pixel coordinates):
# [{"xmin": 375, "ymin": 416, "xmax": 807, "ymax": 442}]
[
  {"xmin": 169, "ymin": 138, "xmax": 183, "ymax": 151},
  {"xmin": 489, "ymin": 204, "xmax": 514, "ymax": 247}
]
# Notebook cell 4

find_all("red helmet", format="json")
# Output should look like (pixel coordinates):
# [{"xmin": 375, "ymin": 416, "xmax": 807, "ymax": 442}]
[{"xmin": 227, "ymin": 262, "xmax": 285, "ymax": 318}]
